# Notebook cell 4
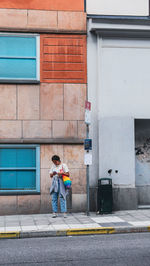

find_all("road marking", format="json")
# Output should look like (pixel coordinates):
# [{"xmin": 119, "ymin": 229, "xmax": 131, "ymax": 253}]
[
  {"xmin": 147, "ymin": 226, "xmax": 150, "ymax": 232},
  {"xmin": 66, "ymin": 227, "xmax": 115, "ymax": 236},
  {"xmin": 0, "ymin": 232, "xmax": 20, "ymax": 239}
]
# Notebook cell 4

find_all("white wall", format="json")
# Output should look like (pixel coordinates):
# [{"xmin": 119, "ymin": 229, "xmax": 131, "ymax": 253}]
[
  {"xmin": 99, "ymin": 117, "xmax": 135, "ymax": 186},
  {"xmin": 88, "ymin": 33, "xmax": 150, "ymax": 188},
  {"xmin": 97, "ymin": 38, "xmax": 150, "ymax": 187},
  {"xmin": 87, "ymin": 0, "xmax": 149, "ymax": 16},
  {"xmin": 87, "ymin": 31, "xmax": 99, "ymax": 186},
  {"xmin": 100, "ymin": 38, "xmax": 150, "ymax": 118}
]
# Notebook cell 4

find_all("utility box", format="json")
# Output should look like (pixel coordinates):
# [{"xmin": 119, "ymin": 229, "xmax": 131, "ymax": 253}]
[{"xmin": 97, "ymin": 178, "xmax": 113, "ymax": 214}]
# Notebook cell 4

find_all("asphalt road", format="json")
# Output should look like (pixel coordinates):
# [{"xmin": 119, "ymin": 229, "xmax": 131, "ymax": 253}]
[{"xmin": 0, "ymin": 233, "xmax": 150, "ymax": 266}]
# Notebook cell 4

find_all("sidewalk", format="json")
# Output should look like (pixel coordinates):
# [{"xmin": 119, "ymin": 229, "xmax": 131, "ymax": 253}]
[{"xmin": 0, "ymin": 210, "xmax": 150, "ymax": 239}]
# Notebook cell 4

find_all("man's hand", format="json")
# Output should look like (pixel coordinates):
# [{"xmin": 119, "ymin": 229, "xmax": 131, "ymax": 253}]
[
  {"xmin": 57, "ymin": 172, "xmax": 63, "ymax": 177},
  {"xmin": 50, "ymin": 171, "xmax": 57, "ymax": 178},
  {"xmin": 58, "ymin": 172, "xmax": 69, "ymax": 177},
  {"xmin": 53, "ymin": 171, "xmax": 57, "ymax": 175}
]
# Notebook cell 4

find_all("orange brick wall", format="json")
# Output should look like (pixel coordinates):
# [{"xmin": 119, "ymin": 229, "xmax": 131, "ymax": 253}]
[
  {"xmin": 40, "ymin": 34, "xmax": 87, "ymax": 84},
  {"xmin": 0, "ymin": 0, "xmax": 84, "ymax": 11}
]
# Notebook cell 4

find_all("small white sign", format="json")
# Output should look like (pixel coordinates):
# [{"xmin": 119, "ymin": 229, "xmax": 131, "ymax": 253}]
[
  {"xmin": 101, "ymin": 180, "xmax": 109, "ymax": 185},
  {"xmin": 85, "ymin": 109, "xmax": 91, "ymax": 125},
  {"xmin": 84, "ymin": 152, "xmax": 92, "ymax": 165}
]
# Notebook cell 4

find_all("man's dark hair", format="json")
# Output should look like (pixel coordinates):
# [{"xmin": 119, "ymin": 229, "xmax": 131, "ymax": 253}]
[{"xmin": 52, "ymin": 155, "xmax": 60, "ymax": 161}]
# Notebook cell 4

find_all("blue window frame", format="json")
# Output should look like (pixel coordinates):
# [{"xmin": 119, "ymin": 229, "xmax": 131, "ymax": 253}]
[
  {"xmin": 0, "ymin": 145, "xmax": 40, "ymax": 194},
  {"xmin": 0, "ymin": 34, "xmax": 40, "ymax": 83}
]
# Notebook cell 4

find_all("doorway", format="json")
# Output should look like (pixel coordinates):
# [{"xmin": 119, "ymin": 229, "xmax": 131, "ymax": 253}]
[{"xmin": 135, "ymin": 119, "xmax": 150, "ymax": 206}]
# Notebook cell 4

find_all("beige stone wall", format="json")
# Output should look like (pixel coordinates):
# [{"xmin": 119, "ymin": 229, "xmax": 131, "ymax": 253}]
[
  {"xmin": 0, "ymin": 83, "xmax": 86, "ymax": 214},
  {"xmin": 0, "ymin": 84, "xmax": 86, "ymax": 141},
  {"xmin": 0, "ymin": 144, "xmax": 86, "ymax": 214},
  {"xmin": 0, "ymin": 9, "xmax": 86, "ymax": 32},
  {"xmin": 0, "ymin": 3, "xmax": 87, "ymax": 214},
  {"xmin": 41, "ymin": 144, "xmax": 86, "ymax": 213}
]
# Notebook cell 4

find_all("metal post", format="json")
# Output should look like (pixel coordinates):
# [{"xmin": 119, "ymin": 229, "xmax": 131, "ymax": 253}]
[
  {"xmin": 86, "ymin": 164, "xmax": 90, "ymax": 216},
  {"xmin": 86, "ymin": 124, "xmax": 90, "ymax": 216}
]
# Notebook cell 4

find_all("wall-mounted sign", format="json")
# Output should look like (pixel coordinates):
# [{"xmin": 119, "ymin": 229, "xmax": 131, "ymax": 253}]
[
  {"xmin": 85, "ymin": 109, "xmax": 91, "ymax": 125},
  {"xmin": 84, "ymin": 139, "xmax": 92, "ymax": 150},
  {"xmin": 85, "ymin": 101, "xmax": 91, "ymax": 111},
  {"xmin": 84, "ymin": 152, "xmax": 92, "ymax": 165},
  {"xmin": 85, "ymin": 101, "xmax": 91, "ymax": 125}
]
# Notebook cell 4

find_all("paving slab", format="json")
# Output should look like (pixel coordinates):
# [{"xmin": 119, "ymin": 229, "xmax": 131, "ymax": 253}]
[{"xmin": 0, "ymin": 210, "xmax": 150, "ymax": 239}]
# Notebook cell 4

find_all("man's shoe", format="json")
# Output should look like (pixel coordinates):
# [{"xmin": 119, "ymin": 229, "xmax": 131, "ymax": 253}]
[
  {"xmin": 63, "ymin": 213, "xmax": 67, "ymax": 218},
  {"xmin": 52, "ymin": 213, "xmax": 57, "ymax": 218}
]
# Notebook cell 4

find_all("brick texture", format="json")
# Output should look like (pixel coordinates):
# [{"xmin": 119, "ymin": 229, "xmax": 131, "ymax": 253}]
[{"xmin": 40, "ymin": 34, "xmax": 87, "ymax": 83}]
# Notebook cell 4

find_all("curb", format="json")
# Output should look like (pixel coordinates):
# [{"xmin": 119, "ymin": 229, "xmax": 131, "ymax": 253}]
[
  {"xmin": 0, "ymin": 232, "xmax": 20, "ymax": 239},
  {"xmin": 66, "ymin": 227, "xmax": 115, "ymax": 236},
  {"xmin": 0, "ymin": 226, "xmax": 150, "ymax": 239}
]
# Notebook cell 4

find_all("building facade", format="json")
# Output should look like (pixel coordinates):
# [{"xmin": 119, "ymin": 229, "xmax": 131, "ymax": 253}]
[
  {"xmin": 0, "ymin": 0, "xmax": 87, "ymax": 214},
  {"xmin": 87, "ymin": 0, "xmax": 150, "ymax": 210}
]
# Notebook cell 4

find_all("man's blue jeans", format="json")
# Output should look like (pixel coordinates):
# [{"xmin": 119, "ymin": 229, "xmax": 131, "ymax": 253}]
[{"xmin": 51, "ymin": 182, "xmax": 67, "ymax": 213}]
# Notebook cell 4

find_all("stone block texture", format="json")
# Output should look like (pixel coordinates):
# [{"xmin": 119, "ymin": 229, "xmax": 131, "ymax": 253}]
[
  {"xmin": 0, "ymin": 9, "xmax": 27, "ymax": 29},
  {"xmin": 64, "ymin": 84, "xmax": 86, "ymax": 120},
  {"xmin": 0, "ymin": 6, "xmax": 86, "ymax": 32},
  {"xmin": 52, "ymin": 121, "xmax": 77, "ymax": 138},
  {"xmin": 40, "ymin": 144, "xmax": 86, "ymax": 213},
  {"xmin": 0, "ymin": 196, "xmax": 17, "ymax": 215},
  {"xmin": 0, "ymin": 121, "xmax": 22, "ymax": 139},
  {"xmin": 27, "ymin": 10, "xmax": 57, "ymax": 29},
  {"xmin": 17, "ymin": 195, "xmax": 41, "ymax": 214},
  {"xmin": 78, "ymin": 121, "xmax": 86, "ymax": 139},
  {"xmin": 23, "ymin": 121, "xmax": 52, "ymax": 139},
  {"xmin": 0, "ymin": 144, "xmax": 86, "ymax": 214},
  {"xmin": 0, "ymin": 85, "xmax": 16, "ymax": 119},
  {"xmin": 0, "ymin": 82, "xmax": 86, "ymax": 141},
  {"xmin": 58, "ymin": 11, "xmax": 86, "ymax": 31},
  {"xmin": 41, "ymin": 144, "xmax": 64, "ymax": 169},
  {"xmin": 0, "ymin": 1, "xmax": 87, "ymax": 214},
  {"xmin": 40, "ymin": 83, "xmax": 64, "ymax": 120},
  {"xmin": 18, "ymin": 85, "xmax": 40, "ymax": 120},
  {"xmin": 0, "ymin": 20, "xmax": 87, "ymax": 143}
]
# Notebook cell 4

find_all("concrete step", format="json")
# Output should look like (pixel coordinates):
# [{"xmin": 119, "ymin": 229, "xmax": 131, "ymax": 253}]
[{"xmin": 138, "ymin": 205, "xmax": 150, "ymax": 209}]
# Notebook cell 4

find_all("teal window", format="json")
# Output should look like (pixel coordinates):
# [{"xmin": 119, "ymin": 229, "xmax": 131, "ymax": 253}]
[
  {"xmin": 0, "ymin": 145, "xmax": 40, "ymax": 194},
  {"xmin": 0, "ymin": 34, "xmax": 40, "ymax": 83}
]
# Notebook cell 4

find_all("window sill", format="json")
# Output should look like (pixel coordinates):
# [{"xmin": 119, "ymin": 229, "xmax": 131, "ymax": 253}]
[
  {"xmin": 0, "ymin": 80, "xmax": 40, "ymax": 84},
  {"xmin": 0, "ymin": 191, "xmax": 41, "ymax": 196}
]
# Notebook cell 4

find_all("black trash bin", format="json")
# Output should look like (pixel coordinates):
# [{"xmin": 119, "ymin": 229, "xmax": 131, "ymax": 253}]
[{"xmin": 97, "ymin": 178, "xmax": 113, "ymax": 214}]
